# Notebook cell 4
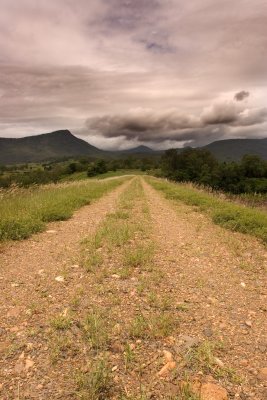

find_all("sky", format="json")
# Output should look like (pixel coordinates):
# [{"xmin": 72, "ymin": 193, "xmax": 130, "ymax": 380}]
[{"xmin": 0, "ymin": 0, "xmax": 266, "ymax": 150}]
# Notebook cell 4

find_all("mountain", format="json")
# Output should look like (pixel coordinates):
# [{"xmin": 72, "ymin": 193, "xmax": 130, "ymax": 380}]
[
  {"xmin": 203, "ymin": 138, "xmax": 267, "ymax": 161},
  {"xmin": 0, "ymin": 130, "xmax": 102, "ymax": 164},
  {"xmin": 122, "ymin": 145, "xmax": 155, "ymax": 154},
  {"xmin": 1, "ymin": 130, "xmax": 266, "ymax": 164}
]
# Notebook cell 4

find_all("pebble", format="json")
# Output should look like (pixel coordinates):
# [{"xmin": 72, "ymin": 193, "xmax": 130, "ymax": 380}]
[
  {"xmin": 25, "ymin": 358, "xmax": 34, "ymax": 370},
  {"xmin": 55, "ymin": 276, "xmax": 65, "ymax": 282},
  {"xmin": 258, "ymin": 367, "xmax": 267, "ymax": 381},
  {"xmin": 204, "ymin": 327, "xmax": 213, "ymax": 337},
  {"xmin": 214, "ymin": 357, "xmax": 224, "ymax": 367},
  {"xmin": 200, "ymin": 382, "xmax": 228, "ymax": 400},
  {"xmin": 245, "ymin": 320, "xmax": 252, "ymax": 328}
]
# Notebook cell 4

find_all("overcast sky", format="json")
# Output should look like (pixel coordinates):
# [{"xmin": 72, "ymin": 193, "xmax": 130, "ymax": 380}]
[{"xmin": 0, "ymin": 0, "xmax": 266, "ymax": 149}]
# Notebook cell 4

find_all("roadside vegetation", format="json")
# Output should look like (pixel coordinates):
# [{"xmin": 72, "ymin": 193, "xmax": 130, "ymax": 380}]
[
  {"xmin": 147, "ymin": 177, "xmax": 267, "ymax": 243},
  {"xmin": 62, "ymin": 169, "xmax": 144, "ymax": 182},
  {"xmin": 0, "ymin": 177, "xmax": 128, "ymax": 241},
  {"xmin": 161, "ymin": 148, "xmax": 267, "ymax": 194},
  {"xmin": 0, "ymin": 156, "xmax": 159, "ymax": 188}
]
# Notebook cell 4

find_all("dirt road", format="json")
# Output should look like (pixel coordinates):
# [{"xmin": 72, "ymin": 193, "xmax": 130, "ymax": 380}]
[{"xmin": 0, "ymin": 177, "xmax": 266, "ymax": 399}]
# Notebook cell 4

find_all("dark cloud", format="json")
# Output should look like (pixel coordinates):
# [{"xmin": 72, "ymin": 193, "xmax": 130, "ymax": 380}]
[
  {"xmin": 84, "ymin": 101, "xmax": 267, "ymax": 147},
  {"xmin": 234, "ymin": 91, "xmax": 250, "ymax": 101}
]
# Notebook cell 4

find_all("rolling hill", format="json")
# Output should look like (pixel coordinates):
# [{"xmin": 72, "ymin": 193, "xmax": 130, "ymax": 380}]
[
  {"xmin": 203, "ymin": 138, "xmax": 267, "ymax": 161},
  {"xmin": 0, "ymin": 130, "xmax": 102, "ymax": 164}
]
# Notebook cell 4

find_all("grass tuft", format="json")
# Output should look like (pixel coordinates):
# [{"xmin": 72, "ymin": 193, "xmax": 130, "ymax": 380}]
[{"xmin": 76, "ymin": 358, "xmax": 111, "ymax": 400}]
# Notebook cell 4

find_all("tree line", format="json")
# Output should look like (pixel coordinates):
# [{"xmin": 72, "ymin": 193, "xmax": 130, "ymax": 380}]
[{"xmin": 161, "ymin": 148, "xmax": 267, "ymax": 194}]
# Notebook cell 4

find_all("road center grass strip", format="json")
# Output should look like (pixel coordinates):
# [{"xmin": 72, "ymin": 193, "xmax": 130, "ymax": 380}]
[
  {"xmin": 147, "ymin": 177, "xmax": 267, "ymax": 243},
  {"xmin": 0, "ymin": 177, "xmax": 129, "ymax": 241}
]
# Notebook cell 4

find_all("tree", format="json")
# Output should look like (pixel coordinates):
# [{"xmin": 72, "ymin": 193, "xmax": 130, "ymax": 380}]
[{"xmin": 241, "ymin": 155, "xmax": 267, "ymax": 178}]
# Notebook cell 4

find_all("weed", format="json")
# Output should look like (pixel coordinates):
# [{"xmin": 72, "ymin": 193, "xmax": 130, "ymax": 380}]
[
  {"xmin": 136, "ymin": 279, "xmax": 147, "ymax": 295},
  {"xmin": 84, "ymin": 251, "xmax": 103, "ymax": 272},
  {"xmin": 119, "ymin": 266, "xmax": 132, "ymax": 279},
  {"xmin": 124, "ymin": 343, "xmax": 135, "ymax": 370},
  {"xmin": 149, "ymin": 312, "xmax": 179, "ymax": 338},
  {"xmin": 83, "ymin": 310, "xmax": 109, "ymax": 350},
  {"xmin": 76, "ymin": 358, "xmax": 111, "ymax": 400},
  {"xmin": 50, "ymin": 335, "xmax": 74, "ymax": 364},
  {"xmin": 130, "ymin": 311, "xmax": 178, "ymax": 339},
  {"xmin": 123, "ymin": 244, "xmax": 154, "ymax": 268},
  {"xmin": 186, "ymin": 341, "xmax": 240, "ymax": 383},
  {"xmin": 129, "ymin": 314, "xmax": 150, "ymax": 339},
  {"xmin": 50, "ymin": 315, "xmax": 72, "ymax": 330},
  {"xmin": 169, "ymin": 382, "xmax": 200, "ymax": 400}
]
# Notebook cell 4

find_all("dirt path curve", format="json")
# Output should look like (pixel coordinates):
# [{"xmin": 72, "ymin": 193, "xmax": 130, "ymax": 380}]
[
  {"xmin": 0, "ymin": 178, "xmax": 132, "ymax": 399},
  {"xmin": 143, "ymin": 179, "xmax": 267, "ymax": 399}
]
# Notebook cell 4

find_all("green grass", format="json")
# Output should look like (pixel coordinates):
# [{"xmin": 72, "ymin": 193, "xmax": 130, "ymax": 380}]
[
  {"xmin": 0, "ymin": 178, "xmax": 127, "ymax": 241},
  {"xmin": 186, "ymin": 341, "xmax": 241, "ymax": 384},
  {"xmin": 129, "ymin": 311, "xmax": 179, "ymax": 339},
  {"xmin": 76, "ymin": 358, "xmax": 111, "ymax": 400},
  {"xmin": 123, "ymin": 243, "xmax": 154, "ymax": 268},
  {"xmin": 83, "ymin": 309, "xmax": 110, "ymax": 350},
  {"xmin": 147, "ymin": 177, "xmax": 267, "ymax": 243},
  {"xmin": 50, "ymin": 315, "xmax": 72, "ymax": 330},
  {"xmin": 62, "ymin": 169, "xmax": 144, "ymax": 182}
]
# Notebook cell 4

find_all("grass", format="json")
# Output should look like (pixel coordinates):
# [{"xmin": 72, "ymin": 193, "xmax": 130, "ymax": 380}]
[
  {"xmin": 63, "ymin": 169, "xmax": 144, "ymax": 182},
  {"xmin": 83, "ymin": 309, "xmax": 109, "ymax": 350},
  {"xmin": 50, "ymin": 335, "xmax": 75, "ymax": 364},
  {"xmin": 50, "ymin": 315, "xmax": 72, "ymax": 330},
  {"xmin": 76, "ymin": 358, "xmax": 111, "ymax": 400},
  {"xmin": 124, "ymin": 343, "xmax": 135, "ymax": 371},
  {"xmin": 147, "ymin": 177, "xmax": 267, "ymax": 243},
  {"xmin": 186, "ymin": 340, "xmax": 241, "ymax": 384},
  {"xmin": 123, "ymin": 243, "xmax": 154, "ymax": 268},
  {"xmin": 81, "ymin": 178, "xmax": 152, "ymax": 277},
  {"xmin": 172, "ymin": 383, "xmax": 201, "ymax": 400},
  {"xmin": 0, "ymin": 177, "xmax": 127, "ymax": 242},
  {"xmin": 130, "ymin": 311, "xmax": 179, "ymax": 339}
]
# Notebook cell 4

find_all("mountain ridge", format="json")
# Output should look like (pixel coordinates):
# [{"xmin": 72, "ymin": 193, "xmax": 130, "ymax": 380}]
[
  {"xmin": 0, "ymin": 130, "xmax": 266, "ymax": 164},
  {"xmin": 0, "ymin": 130, "xmax": 102, "ymax": 164}
]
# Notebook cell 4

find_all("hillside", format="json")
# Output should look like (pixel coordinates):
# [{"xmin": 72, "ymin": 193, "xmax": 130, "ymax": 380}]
[
  {"xmin": 0, "ymin": 130, "xmax": 102, "ymax": 164},
  {"xmin": 203, "ymin": 137, "xmax": 267, "ymax": 161},
  {"xmin": 123, "ymin": 145, "xmax": 155, "ymax": 154},
  {"xmin": 1, "ymin": 130, "xmax": 267, "ymax": 164}
]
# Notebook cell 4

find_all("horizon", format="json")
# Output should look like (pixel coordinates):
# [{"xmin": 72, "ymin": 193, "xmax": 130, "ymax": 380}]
[
  {"xmin": 1, "ymin": 129, "xmax": 267, "ymax": 153},
  {"xmin": 0, "ymin": 1, "xmax": 267, "ymax": 150}
]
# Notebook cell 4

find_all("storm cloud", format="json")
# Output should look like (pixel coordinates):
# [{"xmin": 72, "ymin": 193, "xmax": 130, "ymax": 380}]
[
  {"xmin": 234, "ymin": 91, "xmax": 250, "ymax": 102},
  {"xmin": 84, "ymin": 100, "xmax": 267, "ymax": 147},
  {"xmin": 0, "ymin": 0, "xmax": 267, "ymax": 148}
]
